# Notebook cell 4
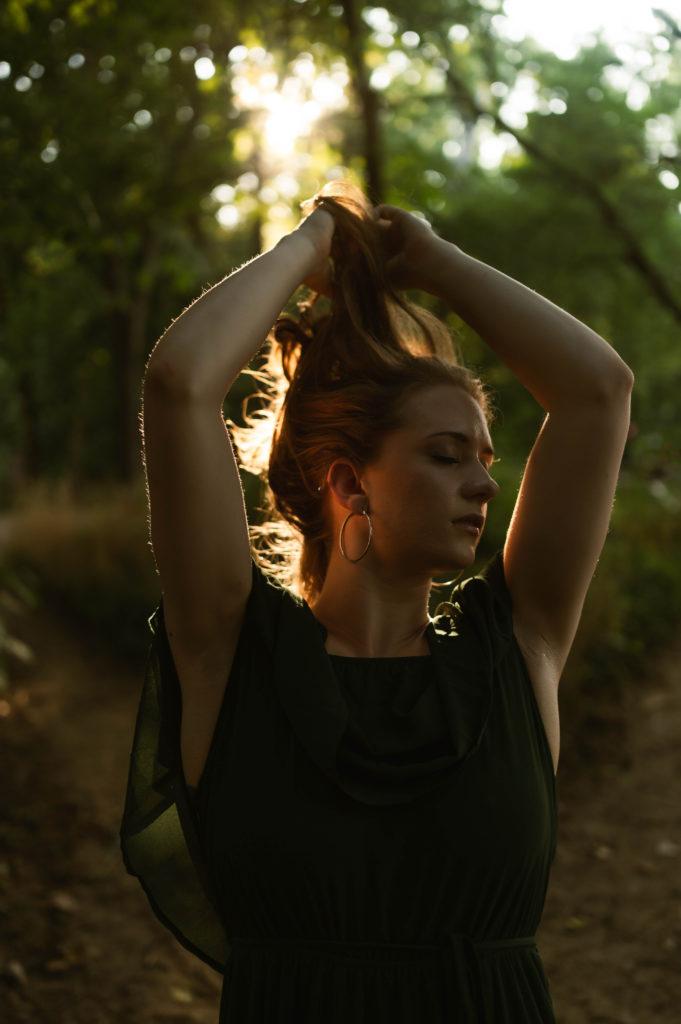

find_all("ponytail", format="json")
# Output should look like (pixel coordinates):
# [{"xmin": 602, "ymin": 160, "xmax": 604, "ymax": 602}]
[{"xmin": 231, "ymin": 182, "xmax": 489, "ymax": 599}]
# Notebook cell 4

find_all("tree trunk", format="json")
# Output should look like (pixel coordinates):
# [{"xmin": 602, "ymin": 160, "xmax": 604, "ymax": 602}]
[
  {"xmin": 341, "ymin": 0, "xmax": 384, "ymax": 202},
  {"xmin": 16, "ymin": 369, "xmax": 41, "ymax": 480},
  {"xmin": 106, "ymin": 231, "xmax": 162, "ymax": 482},
  {"xmin": 110, "ymin": 304, "xmax": 135, "ymax": 481}
]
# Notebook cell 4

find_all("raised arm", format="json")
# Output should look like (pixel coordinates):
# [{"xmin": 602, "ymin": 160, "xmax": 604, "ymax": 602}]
[
  {"xmin": 378, "ymin": 205, "xmax": 633, "ymax": 764},
  {"xmin": 426, "ymin": 244, "xmax": 632, "ymax": 645},
  {"xmin": 143, "ymin": 207, "xmax": 334, "ymax": 784}
]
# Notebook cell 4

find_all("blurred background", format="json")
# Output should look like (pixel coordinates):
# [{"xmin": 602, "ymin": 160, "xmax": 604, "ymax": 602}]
[{"xmin": 1, "ymin": 1, "xmax": 680, "ymax": 1021}]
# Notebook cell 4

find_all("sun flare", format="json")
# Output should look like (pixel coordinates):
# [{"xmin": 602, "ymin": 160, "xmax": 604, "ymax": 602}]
[{"xmin": 229, "ymin": 48, "xmax": 349, "ymax": 160}]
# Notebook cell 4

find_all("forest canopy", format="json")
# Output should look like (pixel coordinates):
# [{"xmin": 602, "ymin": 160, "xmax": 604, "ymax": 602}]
[{"xmin": 1, "ymin": 0, "xmax": 680, "ymax": 495}]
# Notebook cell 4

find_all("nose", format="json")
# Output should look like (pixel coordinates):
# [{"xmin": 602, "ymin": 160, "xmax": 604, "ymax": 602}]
[{"xmin": 462, "ymin": 463, "xmax": 499, "ymax": 503}]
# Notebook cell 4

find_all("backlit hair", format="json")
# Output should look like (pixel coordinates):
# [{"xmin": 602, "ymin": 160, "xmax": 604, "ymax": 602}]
[{"xmin": 231, "ymin": 181, "xmax": 490, "ymax": 600}]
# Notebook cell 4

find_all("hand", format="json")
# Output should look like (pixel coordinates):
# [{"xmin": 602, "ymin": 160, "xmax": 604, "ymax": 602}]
[
  {"xmin": 291, "ymin": 204, "xmax": 336, "ymax": 295},
  {"xmin": 375, "ymin": 204, "xmax": 451, "ymax": 293}
]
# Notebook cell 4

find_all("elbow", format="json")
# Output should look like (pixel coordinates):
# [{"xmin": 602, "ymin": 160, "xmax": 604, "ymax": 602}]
[
  {"xmin": 144, "ymin": 354, "xmax": 219, "ymax": 404},
  {"xmin": 578, "ymin": 322, "xmax": 634, "ymax": 404},
  {"xmin": 144, "ymin": 355, "xmax": 183, "ymax": 396},
  {"xmin": 611, "ymin": 357, "xmax": 635, "ymax": 402},
  {"xmin": 616, "ymin": 353, "xmax": 635, "ymax": 393},
  {"xmin": 143, "ymin": 354, "xmax": 189, "ymax": 397},
  {"xmin": 594, "ymin": 352, "xmax": 634, "ymax": 406}
]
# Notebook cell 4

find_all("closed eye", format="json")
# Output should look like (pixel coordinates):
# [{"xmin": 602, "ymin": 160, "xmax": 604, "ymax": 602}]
[{"xmin": 432, "ymin": 455, "xmax": 460, "ymax": 464}]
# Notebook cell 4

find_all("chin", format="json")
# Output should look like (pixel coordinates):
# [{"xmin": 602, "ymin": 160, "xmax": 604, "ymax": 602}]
[{"xmin": 430, "ymin": 547, "xmax": 476, "ymax": 576}]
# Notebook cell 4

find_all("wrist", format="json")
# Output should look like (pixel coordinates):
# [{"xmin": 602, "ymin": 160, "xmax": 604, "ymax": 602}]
[
  {"xmin": 422, "ymin": 239, "xmax": 468, "ymax": 299},
  {"xmin": 274, "ymin": 230, "xmax": 318, "ymax": 277}
]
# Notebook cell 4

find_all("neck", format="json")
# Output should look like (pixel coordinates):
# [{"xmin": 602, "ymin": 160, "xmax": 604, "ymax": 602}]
[{"xmin": 309, "ymin": 554, "xmax": 433, "ymax": 658}]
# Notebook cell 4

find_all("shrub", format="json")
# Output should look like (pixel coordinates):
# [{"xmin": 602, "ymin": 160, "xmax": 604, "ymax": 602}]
[{"xmin": 5, "ymin": 481, "xmax": 158, "ymax": 659}]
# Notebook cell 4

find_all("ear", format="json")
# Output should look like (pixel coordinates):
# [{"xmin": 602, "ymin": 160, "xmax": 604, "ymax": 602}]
[{"xmin": 326, "ymin": 459, "xmax": 367, "ymax": 514}]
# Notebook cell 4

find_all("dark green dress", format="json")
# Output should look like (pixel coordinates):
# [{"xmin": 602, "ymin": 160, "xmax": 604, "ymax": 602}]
[{"xmin": 121, "ymin": 553, "xmax": 558, "ymax": 1022}]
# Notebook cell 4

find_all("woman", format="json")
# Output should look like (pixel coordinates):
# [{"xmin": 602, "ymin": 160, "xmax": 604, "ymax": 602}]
[{"xmin": 121, "ymin": 182, "xmax": 633, "ymax": 1022}]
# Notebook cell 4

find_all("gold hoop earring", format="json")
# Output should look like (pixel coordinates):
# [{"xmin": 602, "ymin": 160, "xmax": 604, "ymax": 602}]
[{"xmin": 339, "ymin": 508, "xmax": 373, "ymax": 563}]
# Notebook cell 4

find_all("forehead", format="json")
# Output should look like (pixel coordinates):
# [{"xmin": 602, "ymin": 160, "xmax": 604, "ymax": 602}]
[{"xmin": 397, "ymin": 384, "xmax": 492, "ymax": 448}]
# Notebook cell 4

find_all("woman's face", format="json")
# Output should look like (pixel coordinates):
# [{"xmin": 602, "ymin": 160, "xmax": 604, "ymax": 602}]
[{"xmin": 359, "ymin": 384, "xmax": 499, "ymax": 577}]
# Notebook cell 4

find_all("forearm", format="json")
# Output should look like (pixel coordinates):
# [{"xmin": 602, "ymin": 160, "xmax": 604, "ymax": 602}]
[
  {"xmin": 428, "ymin": 240, "xmax": 633, "ymax": 410},
  {"xmin": 145, "ymin": 231, "xmax": 317, "ymax": 403}
]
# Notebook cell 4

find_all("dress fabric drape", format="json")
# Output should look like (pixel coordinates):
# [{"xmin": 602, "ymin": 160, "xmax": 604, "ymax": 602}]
[{"xmin": 121, "ymin": 553, "xmax": 558, "ymax": 1022}]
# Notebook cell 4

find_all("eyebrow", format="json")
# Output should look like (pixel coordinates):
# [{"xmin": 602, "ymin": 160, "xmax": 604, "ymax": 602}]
[{"xmin": 425, "ymin": 430, "xmax": 495, "ymax": 460}]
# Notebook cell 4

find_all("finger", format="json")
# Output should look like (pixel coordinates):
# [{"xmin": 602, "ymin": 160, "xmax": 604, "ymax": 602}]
[
  {"xmin": 374, "ymin": 203, "xmax": 402, "ymax": 219},
  {"xmin": 375, "ymin": 216, "xmax": 401, "ymax": 248},
  {"xmin": 299, "ymin": 199, "xmax": 334, "ymax": 226}
]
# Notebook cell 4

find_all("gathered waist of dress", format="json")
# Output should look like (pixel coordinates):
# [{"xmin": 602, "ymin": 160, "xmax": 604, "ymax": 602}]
[{"xmin": 229, "ymin": 933, "xmax": 537, "ymax": 963}]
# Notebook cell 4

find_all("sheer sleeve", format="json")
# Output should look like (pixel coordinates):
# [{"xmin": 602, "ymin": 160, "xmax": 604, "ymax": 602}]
[
  {"xmin": 120, "ymin": 561, "xmax": 286, "ymax": 971},
  {"xmin": 119, "ymin": 598, "xmax": 230, "ymax": 971}
]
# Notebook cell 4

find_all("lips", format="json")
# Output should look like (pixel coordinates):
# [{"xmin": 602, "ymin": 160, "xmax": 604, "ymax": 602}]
[{"xmin": 453, "ymin": 513, "xmax": 485, "ymax": 532}]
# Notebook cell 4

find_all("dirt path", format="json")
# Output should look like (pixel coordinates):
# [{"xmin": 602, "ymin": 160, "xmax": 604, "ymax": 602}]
[
  {"xmin": 542, "ymin": 638, "xmax": 681, "ymax": 1023},
  {"xmin": 1, "ymin": 602, "xmax": 679, "ymax": 1023},
  {"xmin": 1, "ymin": 608, "xmax": 221, "ymax": 1024}
]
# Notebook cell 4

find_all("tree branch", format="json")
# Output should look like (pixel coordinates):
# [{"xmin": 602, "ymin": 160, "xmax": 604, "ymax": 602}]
[
  {"xmin": 443, "ymin": 64, "xmax": 681, "ymax": 327},
  {"xmin": 653, "ymin": 8, "xmax": 681, "ymax": 39}
]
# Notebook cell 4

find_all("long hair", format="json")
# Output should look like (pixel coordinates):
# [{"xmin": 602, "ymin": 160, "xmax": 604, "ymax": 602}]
[{"xmin": 231, "ymin": 181, "xmax": 490, "ymax": 600}]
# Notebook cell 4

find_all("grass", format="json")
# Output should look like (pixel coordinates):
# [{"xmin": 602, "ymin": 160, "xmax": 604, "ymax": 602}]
[{"xmin": 3, "ymin": 480, "xmax": 159, "ymax": 659}]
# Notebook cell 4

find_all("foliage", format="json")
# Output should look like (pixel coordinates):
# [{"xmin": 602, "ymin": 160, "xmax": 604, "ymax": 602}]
[
  {"xmin": 0, "ymin": 563, "xmax": 38, "ymax": 691},
  {"xmin": 5, "ymin": 482, "xmax": 158, "ymax": 656},
  {"xmin": 2, "ymin": 1, "xmax": 680, "ymax": 755},
  {"xmin": 555, "ymin": 465, "xmax": 681, "ymax": 767},
  {"xmin": 2, "ymin": 0, "xmax": 680, "ymax": 489}
]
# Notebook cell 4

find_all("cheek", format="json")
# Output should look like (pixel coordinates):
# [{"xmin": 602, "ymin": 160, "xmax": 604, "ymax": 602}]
[{"xmin": 372, "ymin": 467, "xmax": 446, "ymax": 528}]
